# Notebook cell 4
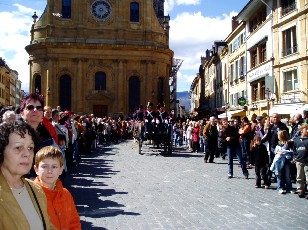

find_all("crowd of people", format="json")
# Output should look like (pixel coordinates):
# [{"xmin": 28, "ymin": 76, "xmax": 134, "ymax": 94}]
[
  {"xmin": 172, "ymin": 109, "xmax": 308, "ymax": 199},
  {"xmin": 0, "ymin": 94, "xmax": 307, "ymax": 228}
]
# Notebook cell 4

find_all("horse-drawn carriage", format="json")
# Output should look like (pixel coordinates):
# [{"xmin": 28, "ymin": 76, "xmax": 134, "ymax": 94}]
[{"xmin": 134, "ymin": 120, "xmax": 173, "ymax": 155}]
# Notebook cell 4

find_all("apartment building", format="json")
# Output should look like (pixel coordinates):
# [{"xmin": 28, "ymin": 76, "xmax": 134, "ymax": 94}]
[
  {"xmin": 0, "ymin": 58, "xmax": 21, "ymax": 107},
  {"xmin": 191, "ymin": 0, "xmax": 307, "ymax": 120},
  {"xmin": 218, "ymin": 20, "xmax": 247, "ymax": 119},
  {"xmin": 270, "ymin": 0, "xmax": 308, "ymax": 115},
  {"xmin": 236, "ymin": 0, "xmax": 275, "ymax": 118}
]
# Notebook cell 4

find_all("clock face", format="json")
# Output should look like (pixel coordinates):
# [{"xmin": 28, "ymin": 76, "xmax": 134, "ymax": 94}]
[{"xmin": 91, "ymin": 0, "xmax": 112, "ymax": 22}]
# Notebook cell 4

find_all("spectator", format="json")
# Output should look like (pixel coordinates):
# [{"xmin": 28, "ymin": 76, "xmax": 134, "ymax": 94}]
[
  {"xmin": 251, "ymin": 135, "xmax": 270, "ymax": 189},
  {"xmin": 217, "ymin": 120, "xmax": 227, "ymax": 160},
  {"xmin": 34, "ymin": 146, "xmax": 81, "ymax": 229},
  {"xmin": 270, "ymin": 130, "xmax": 293, "ymax": 194},
  {"xmin": 0, "ymin": 121, "xmax": 55, "ymax": 229},
  {"xmin": 42, "ymin": 106, "xmax": 58, "ymax": 144},
  {"xmin": 199, "ymin": 119, "xmax": 206, "ymax": 154},
  {"xmin": 203, "ymin": 116, "xmax": 218, "ymax": 163},
  {"xmin": 192, "ymin": 122, "xmax": 200, "ymax": 152},
  {"xmin": 2, "ymin": 110, "xmax": 16, "ymax": 124},
  {"xmin": 262, "ymin": 113, "xmax": 289, "ymax": 184},
  {"xmin": 291, "ymin": 113, "xmax": 304, "ymax": 140},
  {"xmin": 239, "ymin": 116, "xmax": 252, "ymax": 168},
  {"xmin": 221, "ymin": 118, "xmax": 249, "ymax": 179},
  {"xmin": 293, "ymin": 123, "xmax": 308, "ymax": 198},
  {"xmin": 186, "ymin": 122, "xmax": 193, "ymax": 152}
]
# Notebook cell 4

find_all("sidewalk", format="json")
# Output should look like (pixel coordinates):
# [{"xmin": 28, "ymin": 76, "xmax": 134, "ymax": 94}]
[{"xmin": 63, "ymin": 140, "xmax": 308, "ymax": 230}]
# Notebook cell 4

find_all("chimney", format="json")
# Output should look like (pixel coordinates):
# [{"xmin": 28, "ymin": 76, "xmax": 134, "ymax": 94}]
[{"xmin": 232, "ymin": 16, "xmax": 239, "ymax": 31}]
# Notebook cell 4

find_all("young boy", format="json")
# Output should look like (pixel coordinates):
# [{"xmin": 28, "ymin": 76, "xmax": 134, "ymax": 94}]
[
  {"xmin": 251, "ymin": 135, "xmax": 270, "ymax": 189},
  {"xmin": 293, "ymin": 124, "xmax": 308, "ymax": 198},
  {"xmin": 34, "ymin": 146, "xmax": 81, "ymax": 230}
]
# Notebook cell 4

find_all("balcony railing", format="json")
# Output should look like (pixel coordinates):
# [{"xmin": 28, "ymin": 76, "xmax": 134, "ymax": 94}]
[
  {"xmin": 282, "ymin": 45, "xmax": 297, "ymax": 56},
  {"xmin": 282, "ymin": 2, "xmax": 297, "ymax": 16}
]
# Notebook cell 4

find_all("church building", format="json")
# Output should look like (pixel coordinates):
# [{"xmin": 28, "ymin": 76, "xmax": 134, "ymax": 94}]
[{"xmin": 25, "ymin": 0, "xmax": 173, "ymax": 117}]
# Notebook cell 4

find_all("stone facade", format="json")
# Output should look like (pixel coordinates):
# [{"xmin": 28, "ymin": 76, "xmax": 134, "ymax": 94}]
[{"xmin": 25, "ymin": 0, "xmax": 173, "ymax": 117}]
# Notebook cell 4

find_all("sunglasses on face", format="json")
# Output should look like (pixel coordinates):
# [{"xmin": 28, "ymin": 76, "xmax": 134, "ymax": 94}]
[{"xmin": 26, "ymin": 105, "xmax": 43, "ymax": 111}]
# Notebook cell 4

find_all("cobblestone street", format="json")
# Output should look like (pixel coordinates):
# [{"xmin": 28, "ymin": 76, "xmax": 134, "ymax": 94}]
[{"xmin": 63, "ymin": 141, "xmax": 308, "ymax": 230}]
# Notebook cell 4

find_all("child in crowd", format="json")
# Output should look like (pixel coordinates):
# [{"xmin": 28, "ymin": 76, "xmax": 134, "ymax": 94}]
[
  {"xmin": 251, "ymin": 135, "xmax": 270, "ymax": 189},
  {"xmin": 270, "ymin": 130, "xmax": 293, "ymax": 194},
  {"xmin": 34, "ymin": 146, "xmax": 81, "ymax": 230},
  {"xmin": 58, "ymin": 134, "xmax": 68, "ymax": 173}
]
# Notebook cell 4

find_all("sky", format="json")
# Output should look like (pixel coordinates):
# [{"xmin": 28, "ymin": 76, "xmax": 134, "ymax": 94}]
[{"xmin": 0, "ymin": 0, "xmax": 249, "ymax": 92}]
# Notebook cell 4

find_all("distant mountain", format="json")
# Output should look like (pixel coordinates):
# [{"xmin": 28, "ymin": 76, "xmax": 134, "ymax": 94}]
[{"xmin": 177, "ymin": 91, "xmax": 190, "ymax": 111}]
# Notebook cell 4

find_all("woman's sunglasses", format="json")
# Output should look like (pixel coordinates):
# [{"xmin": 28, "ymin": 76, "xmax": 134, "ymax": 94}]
[{"xmin": 26, "ymin": 105, "xmax": 44, "ymax": 111}]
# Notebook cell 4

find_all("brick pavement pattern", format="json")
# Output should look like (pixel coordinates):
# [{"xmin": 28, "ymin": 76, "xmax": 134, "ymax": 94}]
[{"xmin": 63, "ymin": 141, "xmax": 308, "ymax": 230}]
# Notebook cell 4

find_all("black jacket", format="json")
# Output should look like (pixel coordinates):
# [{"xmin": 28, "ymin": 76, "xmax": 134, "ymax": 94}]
[
  {"xmin": 223, "ymin": 125, "xmax": 239, "ymax": 147},
  {"xmin": 261, "ymin": 121, "xmax": 289, "ymax": 153},
  {"xmin": 251, "ymin": 143, "xmax": 269, "ymax": 167},
  {"xmin": 293, "ymin": 137, "xmax": 308, "ymax": 164}
]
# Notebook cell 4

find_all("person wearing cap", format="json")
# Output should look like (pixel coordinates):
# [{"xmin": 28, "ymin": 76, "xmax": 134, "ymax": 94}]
[
  {"xmin": 157, "ymin": 102, "xmax": 170, "ymax": 133},
  {"xmin": 133, "ymin": 104, "xmax": 144, "ymax": 121},
  {"xmin": 144, "ymin": 101, "xmax": 158, "ymax": 137}
]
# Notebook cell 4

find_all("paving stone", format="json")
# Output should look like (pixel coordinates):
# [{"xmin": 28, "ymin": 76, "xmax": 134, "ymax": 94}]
[{"xmin": 63, "ymin": 140, "xmax": 308, "ymax": 229}]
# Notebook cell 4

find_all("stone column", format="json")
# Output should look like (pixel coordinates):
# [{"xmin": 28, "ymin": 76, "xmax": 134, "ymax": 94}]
[{"xmin": 77, "ymin": 58, "xmax": 84, "ymax": 113}]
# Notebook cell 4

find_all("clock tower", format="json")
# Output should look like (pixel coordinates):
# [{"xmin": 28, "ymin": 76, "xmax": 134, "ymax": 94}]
[{"xmin": 26, "ymin": 0, "xmax": 173, "ymax": 117}]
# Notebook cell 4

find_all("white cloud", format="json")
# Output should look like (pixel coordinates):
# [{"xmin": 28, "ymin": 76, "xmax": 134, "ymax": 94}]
[
  {"xmin": 0, "ymin": 4, "xmax": 38, "ymax": 91},
  {"xmin": 176, "ymin": 71, "xmax": 196, "ymax": 92},
  {"xmin": 169, "ymin": 11, "xmax": 238, "ymax": 91},
  {"xmin": 176, "ymin": 0, "xmax": 201, "ymax": 5},
  {"xmin": 165, "ymin": 0, "xmax": 201, "ymax": 13}
]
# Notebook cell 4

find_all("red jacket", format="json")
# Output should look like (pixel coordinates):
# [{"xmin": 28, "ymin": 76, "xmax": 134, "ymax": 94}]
[
  {"xmin": 34, "ymin": 178, "xmax": 81, "ymax": 230},
  {"xmin": 192, "ymin": 127, "xmax": 200, "ymax": 142},
  {"xmin": 42, "ymin": 117, "xmax": 59, "ymax": 144}
]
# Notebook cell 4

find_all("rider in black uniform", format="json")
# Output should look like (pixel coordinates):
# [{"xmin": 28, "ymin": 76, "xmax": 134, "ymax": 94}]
[{"xmin": 144, "ymin": 101, "xmax": 158, "ymax": 138}]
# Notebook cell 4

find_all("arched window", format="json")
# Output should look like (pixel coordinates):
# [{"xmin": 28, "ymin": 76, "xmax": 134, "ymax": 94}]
[
  {"xmin": 95, "ymin": 71, "xmax": 106, "ymax": 90},
  {"xmin": 129, "ymin": 76, "xmax": 140, "ymax": 114},
  {"xmin": 62, "ymin": 0, "xmax": 71, "ymax": 19},
  {"xmin": 157, "ymin": 77, "xmax": 164, "ymax": 105},
  {"xmin": 59, "ymin": 75, "xmax": 71, "ymax": 110},
  {"xmin": 34, "ymin": 75, "xmax": 41, "ymax": 94},
  {"xmin": 130, "ymin": 2, "xmax": 139, "ymax": 22}
]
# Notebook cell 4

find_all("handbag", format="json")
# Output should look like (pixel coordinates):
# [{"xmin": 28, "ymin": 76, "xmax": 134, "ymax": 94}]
[{"xmin": 27, "ymin": 181, "xmax": 46, "ymax": 230}]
